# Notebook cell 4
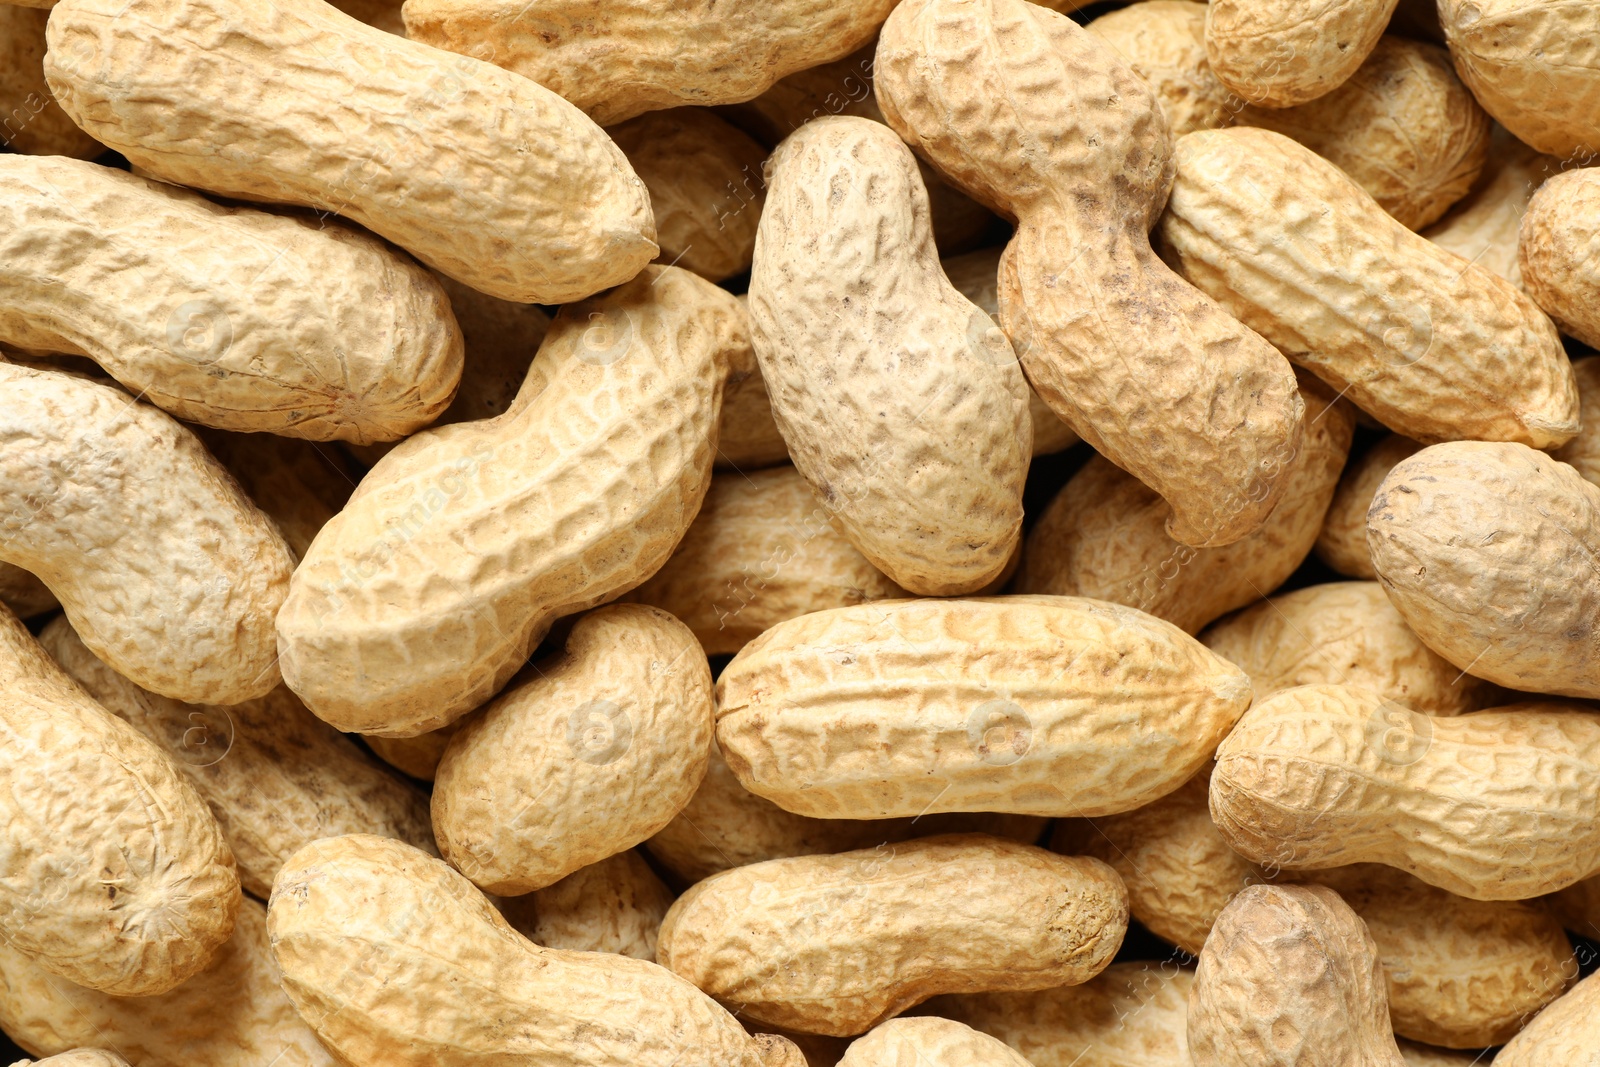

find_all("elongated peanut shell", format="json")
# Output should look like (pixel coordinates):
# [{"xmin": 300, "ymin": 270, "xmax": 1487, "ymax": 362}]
[
  {"xmin": 1160, "ymin": 127, "xmax": 1579, "ymax": 448},
  {"xmin": 1205, "ymin": 0, "xmax": 1397, "ymax": 108},
  {"xmin": 1368, "ymin": 441, "xmax": 1600, "ymax": 696},
  {"xmin": 0, "ymin": 5, "xmax": 98, "ymax": 157},
  {"xmin": 277, "ymin": 266, "xmax": 738, "ymax": 737},
  {"xmin": 877, "ymin": 0, "xmax": 1305, "ymax": 549},
  {"xmin": 500, "ymin": 850, "xmax": 673, "ymax": 962},
  {"xmin": 839, "ymin": 1018, "xmax": 1032, "ymax": 1067},
  {"xmin": 1315, "ymin": 435, "xmax": 1422, "ymax": 579},
  {"xmin": 46, "ymin": 0, "xmax": 656, "ymax": 304},
  {"xmin": 1212, "ymin": 686, "xmax": 1600, "ymax": 900},
  {"xmin": 656, "ymin": 834, "xmax": 1128, "ymax": 1036},
  {"xmin": 0, "ymin": 364, "xmax": 294, "ymax": 704},
  {"xmin": 1520, "ymin": 166, "xmax": 1600, "ymax": 349},
  {"xmin": 270, "ymin": 834, "xmax": 767, "ymax": 1067},
  {"xmin": 1422, "ymin": 125, "xmax": 1557, "ymax": 288},
  {"xmin": 1495, "ymin": 971, "xmax": 1600, "ymax": 1067}
]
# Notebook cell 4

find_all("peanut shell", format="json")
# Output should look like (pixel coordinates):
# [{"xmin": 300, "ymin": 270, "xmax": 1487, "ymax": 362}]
[
  {"xmin": 1422, "ymin": 125, "xmax": 1559, "ymax": 287},
  {"xmin": 838, "ymin": 1017, "xmax": 1033, "ymax": 1067},
  {"xmin": 1205, "ymin": 0, "xmax": 1397, "ymax": 108},
  {"xmin": 362, "ymin": 722, "xmax": 462, "ymax": 783},
  {"xmin": 1520, "ymin": 165, "xmax": 1600, "ymax": 349},
  {"xmin": 1398, "ymin": 1042, "xmax": 1490, "ymax": 1067},
  {"xmin": 499, "ymin": 850, "xmax": 673, "ymax": 962},
  {"xmin": 9, "ymin": 1054, "xmax": 129, "ymax": 1067},
  {"xmin": 1553, "ymin": 357, "xmax": 1600, "ymax": 490},
  {"xmin": 1314, "ymin": 435, "xmax": 1423, "ymax": 580},
  {"xmin": 1495, "ymin": 970, "xmax": 1600, "ymax": 1067},
  {"xmin": 1088, "ymin": 1, "xmax": 1232, "ymax": 138},
  {"xmin": 0, "ymin": 5, "xmax": 99, "ymax": 157}
]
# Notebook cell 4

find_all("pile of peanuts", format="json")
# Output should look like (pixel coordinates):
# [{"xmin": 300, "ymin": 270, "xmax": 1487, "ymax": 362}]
[{"xmin": 0, "ymin": 0, "xmax": 1597, "ymax": 1063}]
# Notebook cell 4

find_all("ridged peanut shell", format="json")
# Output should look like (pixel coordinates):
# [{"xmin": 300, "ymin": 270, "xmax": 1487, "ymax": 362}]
[
  {"xmin": 1423, "ymin": 126, "xmax": 1558, "ymax": 288},
  {"xmin": 1315, "ymin": 435, "xmax": 1422, "ymax": 579},
  {"xmin": 199, "ymin": 430, "xmax": 357, "ymax": 560},
  {"xmin": 0, "ymin": 5, "xmax": 98, "ymax": 157},
  {"xmin": 1205, "ymin": 0, "xmax": 1397, "ymax": 108},
  {"xmin": 838, "ymin": 1018, "xmax": 1033, "ymax": 1067},
  {"xmin": 1495, "ymin": 971, "xmax": 1600, "ymax": 1067},
  {"xmin": 656, "ymin": 834, "xmax": 1129, "ymax": 1036},
  {"xmin": 46, "ymin": 0, "xmax": 656, "ymax": 304},
  {"xmin": 1520, "ymin": 166, "xmax": 1600, "ymax": 349},
  {"xmin": 362, "ymin": 722, "xmax": 461, "ymax": 783},
  {"xmin": 1088, "ymin": 2, "xmax": 1231, "ymax": 137},
  {"xmin": 499, "ymin": 849, "xmax": 673, "ymax": 962}
]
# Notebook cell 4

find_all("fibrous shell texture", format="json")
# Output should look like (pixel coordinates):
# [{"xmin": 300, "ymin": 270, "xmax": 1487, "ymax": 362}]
[
  {"xmin": 45, "ymin": 0, "xmax": 657, "ymax": 304},
  {"xmin": 1204, "ymin": 0, "xmax": 1397, "ymax": 108},
  {"xmin": 499, "ymin": 849, "xmax": 674, "ymax": 962},
  {"xmin": 876, "ymin": 0, "xmax": 1306, "ymax": 550},
  {"xmin": 1520, "ymin": 166, "xmax": 1600, "ymax": 349},
  {"xmin": 837, "ymin": 1017, "xmax": 1033, "ymax": 1067},
  {"xmin": 1495, "ymin": 970, "xmax": 1600, "ymax": 1067},
  {"xmin": 277, "ymin": 265, "xmax": 740, "ymax": 737},
  {"xmin": 0, "ymin": 5, "xmax": 99, "ymax": 157},
  {"xmin": 1315, "ymin": 435, "xmax": 1423, "ymax": 579},
  {"xmin": 1422, "ymin": 125, "xmax": 1558, "ymax": 288}
]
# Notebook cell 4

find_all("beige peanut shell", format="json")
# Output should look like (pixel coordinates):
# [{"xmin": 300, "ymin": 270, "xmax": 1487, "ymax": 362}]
[
  {"xmin": 362, "ymin": 721, "xmax": 463, "ymax": 783},
  {"xmin": 1087, "ymin": 2, "xmax": 1231, "ymax": 138},
  {"xmin": 277, "ymin": 265, "xmax": 739, "ymax": 737},
  {"xmin": 1422, "ymin": 125, "xmax": 1559, "ymax": 287},
  {"xmin": 0, "ymin": 562, "xmax": 55, "ymax": 619},
  {"xmin": 499, "ymin": 849, "xmax": 673, "ymax": 962},
  {"xmin": 47, "ymin": 0, "xmax": 656, "ymax": 304},
  {"xmin": 0, "ymin": 5, "xmax": 99, "ymax": 157},
  {"xmin": 1315, "ymin": 435, "xmax": 1422, "ymax": 580},
  {"xmin": 752, "ymin": 1035, "xmax": 810, "ymax": 1067},
  {"xmin": 1495, "ymin": 970, "xmax": 1600, "ymax": 1067},
  {"xmin": 432, "ymin": 604, "xmax": 713, "ymax": 895},
  {"xmin": 877, "ymin": 0, "xmax": 1306, "ymax": 550},
  {"xmin": 1160, "ymin": 127, "xmax": 1579, "ymax": 448},
  {"xmin": 8, "ymin": 1054, "xmax": 130, "ymax": 1067},
  {"xmin": 718, "ymin": 365, "xmax": 790, "ymax": 471},
  {"xmin": 838, "ymin": 1017, "xmax": 1033, "ymax": 1067},
  {"xmin": 1553, "ymin": 357, "xmax": 1600, "ymax": 491},
  {"xmin": 1520, "ymin": 166, "xmax": 1600, "ymax": 349},
  {"xmin": 1205, "ymin": 0, "xmax": 1397, "ymax": 108},
  {"xmin": 1547, "ymin": 875, "xmax": 1600, "ymax": 939},
  {"xmin": 269, "ymin": 834, "xmax": 768, "ymax": 1067},
  {"xmin": 716, "ymin": 596, "xmax": 1252, "ymax": 820},
  {"xmin": 0, "ymin": 363, "xmax": 294, "ymax": 705},
  {"xmin": 1397, "ymin": 1042, "xmax": 1488, "ymax": 1067},
  {"xmin": 656, "ymin": 834, "xmax": 1129, "ymax": 1036},
  {"xmin": 199, "ymin": 429, "xmax": 358, "ymax": 561}
]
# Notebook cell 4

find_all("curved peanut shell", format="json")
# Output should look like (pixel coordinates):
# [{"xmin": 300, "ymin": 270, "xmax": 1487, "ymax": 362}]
[
  {"xmin": 1212, "ymin": 686, "xmax": 1600, "ymax": 900},
  {"xmin": 1315, "ymin": 435, "xmax": 1422, "ymax": 579},
  {"xmin": 0, "ymin": 5, "xmax": 98, "ymax": 157},
  {"xmin": 0, "ymin": 364, "xmax": 294, "ymax": 705},
  {"xmin": 1088, "ymin": 2, "xmax": 1231, "ymax": 138},
  {"xmin": 749, "ymin": 115, "xmax": 1030, "ymax": 596},
  {"xmin": 1188, "ymin": 884, "xmax": 1406, "ymax": 1067},
  {"xmin": 656, "ymin": 834, "xmax": 1129, "ymax": 1036},
  {"xmin": 0, "ymin": 604, "xmax": 239, "ymax": 995},
  {"xmin": 1020, "ymin": 376, "xmax": 1352, "ymax": 634},
  {"xmin": 200, "ymin": 429, "xmax": 358, "ymax": 560},
  {"xmin": 839, "ymin": 1018, "xmax": 1033, "ymax": 1067},
  {"xmin": 1368, "ymin": 441, "xmax": 1600, "ymax": 696},
  {"xmin": 1495, "ymin": 971, "xmax": 1600, "ymax": 1067},
  {"xmin": 270, "ymin": 834, "xmax": 767, "ymax": 1067},
  {"xmin": 9, "ymin": 1053, "xmax": 130, "ymax": 1067},
  {"xmin": 1160, "ymin": 127, "xmax": 1579, "ymax": 448},
  {"xmin": 876, "ymin": 0, "xmax": 1305, "ymax": 549},
  {"xmin": 362, "ymin": 722, "xmax": 461, "ymax": 783},
  {"xmin": 499, "ymin": 849, "xmax": 673, "ymax": 962},
  {"xmin": 1520, "ymin": 166, "xmax": 1600, "ymax": 349},
  {"xmin": 1553, "ymin": 357, "xmax": 1600, "ymax": 491},
  {"xmin": 1205, "ymin": 0, "xmax": 1397, "ymax": 108},
  {"xmin": 716, "ymin": 596, "xmax": 1252, "ymax": 819},
  {"xmin": 0, "ymin": 563, "xmax": 55, "ymax": 619},
  {"xmin": 1423, "ymin": 126, "xmax": 1558, "ymax": 288},
  {"xmin": 718, "ymin": 368, "xmax": 790, "ymax": 470},
  {"xmin": 46, "ymin": 0, "xmax": 656, "ymax": 304},
  {"xmin": 277, "ymin": 266, "xmax": 738, "ymax": 737},
  {"xmin": 40, "ymin": 616, "xmax": 435, "ymax": 901},
  {"xmin": 432, "ymin": 604, "xmax": 714, "ymax": 895},
  {"xmin": 1398, "ymin": 1041, "xmax": 1497, "ymax": 1067}
]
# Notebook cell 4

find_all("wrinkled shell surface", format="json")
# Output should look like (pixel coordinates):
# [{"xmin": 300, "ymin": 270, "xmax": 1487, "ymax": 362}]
[
  {"xmin": 1315, "ymin": 435, "xmax": 1422, "ymax": 579},
  {"xmin": 0, "ymin": 5, "xmax": 99, "ymax": 157},
  {"xmin": 201, "ymin": 430, "xmax": 357, "ymax": 560},
  {"xmin": 1520, "ymin": 166, "xmax": 1600, "ymax": 349},
  {"xmin": 1422, "ymin": 126, "xmax": 1557, "ymax": 288},
  {"xmin": 1205, "ymin": 0, "xmax": 1397, "ymax": 108},
  {"xmin": 362, "ymin": 722, "xmax": 462, "ymax": 783},
  {"xmin": 1553, "ymin": 357, "xmax": 1600, "ymax": 490},
  {"xmin": 500, "ymin": 849, "xmax": 673, "ymax": 962},
  {"xmin": 838, "ymin": 1017, "xmax": 1033, "ymax": 1067},
  {"xmin": 1088, "ymin": 2, "xmax": 1231, "ymax": 137},
  {"xmin": 1495, "ymin": 970, "xmax": 1600, "ymax": 1067}
]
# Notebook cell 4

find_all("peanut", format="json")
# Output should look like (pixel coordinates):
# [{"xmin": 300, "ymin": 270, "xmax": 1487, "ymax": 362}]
[
  {"xmin": 499, "ymin": 850, "xmax": 673, "ymax": 962},
  {"xmin": 0, "ymin": 363, "xmax": 295, "ymax": 705},
  {"xmin": 45, "ymin": 0, "xmax": 656, "ymax": 304},
  {"xmin": 1088, "ymin": 1, "xmax": 1231, "ymax": 137},
  {"xmin": 753, "ymin": 1035, "xmax": 811, "ymax": 1067},
  {"xmin": 655, "ymin": 834, "xmax": 1128, "ymax": 1035},
  {"xmin": 8, "ymin": 1055, "xmax": 129, "ymax": 1067},
  {"xmin": 716, "ymin": 596, "xmax": 1252, "ymax": 819},
  {"xmin": 1547, "ymin": 875, "xmax": 1600, "ymax": 939},
  {"xmin": 0, "ymin": 563, "xmax": 55, "ymax": 619},
  {"xmin": 1495, "ymin": 970, "xmax": 1600, "ymax": 1067},
  {"xmin": 276, "ymin": 265, "xmax": 740, "ymax": 737},
  {"xmin": 362, "ymin": 722, "xmax": 462, "ymax": 783},
  {"xmin": 199, "ymin": 430, "xmax": 358, "ymax": 561},
  {"xmin": 1160, "ymin": 127, "xmax": 1580, "ymax": 448},
  {"xmin": 1315, "ymin": 435, "xmax": 1423, "ymax": 580},
  {"xmin": 1422, "ymin": 126, "xmax": 1559, "ymax": 287},
  {"xmin": 1205, "ymin": 0, "xmax": 1396, "ymax": 108},
  {"xmin": 1520, "ymin": 165, "xmax": 1600, "ymax": 348},
  {"xmin": 1397, "ymin": 1043, "xmax": 1485, "ymax": 1067},
  {"xmin": 838, "ymin": 1017, "xmax": 1032, "ymax": 1067},
  {"xmin": 1553, "ymin": 356, "xmax": 1600, "ymax": 489},
  {"xmin": 0, "ymin": 5, "xmax": 98, "ymax": 157},
  {"xmin": 876, "ymin": 0, "xmax": 1306, "ymax": 549},
  {"xmin": 718, "ymin": 345, "xmax": 792, "ymax": 469}
]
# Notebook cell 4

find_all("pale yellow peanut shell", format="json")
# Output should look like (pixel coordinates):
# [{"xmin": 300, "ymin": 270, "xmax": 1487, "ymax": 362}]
[
  {"xmin": 8, "ymin": 1054, "xmax": 130, "ymax": 1067},
  {"xmin": 1088, "ymin": 2, "xmax": 1232, "ymax": 138},
  {"xmin": 0, "ymin": 5, "xmax": 98, "ymax": 157},
  {"xmin": 433, "ymin": 604, "xmax": 713, "ymax": 895},
  {"xmin": 46, "ymin": 0, "xmax": 656, "ymax": 304},
  {"xmin": 717, "ymin": 596, "xmax": 1252, "ymax": 820},
  {"xmin": 1199, "ymin": 581, "xmax": 1500, "ymax": 715},
  {"xmin": 1397, "ymin": 1042, "xmax": 1487, "ymax": 1067},
  {"xmin": 1369, "ymin": 441, "xmax": 1600, "ymax": 697},
  {"xmin": 362, "ymin": 721, "xmax": 463, "ymax": 782},
  {"xmin": 877, "ymin": 0, "xmax": 1306, "ymax": 550},
  {"xmin": 1547, "ymin": 875, "xmax": 1600, "ymax": 939},
  {"xmin": 839, "ymin": 1017, "xmax": 1033, "ymax": 1067},
  {"xmin": 277, "ymin": 265, "xmax": 739, "ymax": 737},
  {"xmin": 199, "ymin": 430, "xmax": 357, "ymax": 561},
  {"xmin": 269, "ymin": 834, "xmax": 767, "ymax": 1067},
  {"xmin": 0, "ymin": 363, "xmax": 294, "ymax": 705},
  {"xmin": 1554, "ymin": 357, "xmax": 1600, "ymax": 490},
  {"xmin": 0, "ymin": 897, "xmax": 335, "ymax": 1067},
  {"xmin": 1205, "ymin": 0, "xmax": 1398, "ymax": 108},
  {"xmin": 1315, "ymin": 435, "xmax": 1422, "ymax": 579},
  {"xmin": 1437, "ymin": 0, "xmax": 1600, "ymax": 159},
  {"xmin": 656, "ymin": 834, "xmax": 1129, "ymax": 1036},
  {"xmin": 1520, "ymin": 166, "xmax": 1600, "ymax": 349},
  {"xmin": 40, "ymin": 616, "xmax": 436, "ymax": 902},
  {"xmin": 402, "ymin": 0, "xmax": 897, "ymax": 127},
  {"xmin": 0, "ymin": 563, "xmax": 55, "ymax": 619},
  {"xmin": 1020, "ymin": 377, "xmax": 1352, "ymax": 635},
  {"xmin": 1423, "ymin": 125, "xmax": 1559, "ymax": 287},
  {"xmin": 753, "ymin": 1035, "xmax": 811, "ymax": 1067},
  {"xmin": 928, "ymin": 962, "xmax": 1193, "ymax": 1067},
  {"xmin": 1212, "ymin": 685, "xmax": 1600, "ymax": 900},
  {"xmin": 749, "ymin": 115, "xmax": 1030, "ymax": 596},
  {"xmin": 626, "ymin": 466, "xmax": 906, "ymax": 656},
  {"xmin": 0, "ymin": 603, "xmax": 239, "ymax": 996},
  {"xmin": 1161, "ymin": 127, "xmax": 1579, "ymax": 448},
  {"xmin": 1188, "ymin": 884, "xmax": 1406, "ymax": 1066},
  {"xmin": 499, "ymin": 849, "xmax": 673, "ymax": 962},
  {"xmin": 1495, "ymin": 971, "xmax": 1600, "ymax": 1067}
]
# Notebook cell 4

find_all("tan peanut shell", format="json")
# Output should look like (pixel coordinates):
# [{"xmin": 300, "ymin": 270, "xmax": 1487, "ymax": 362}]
[
  {"xmin": 1160, "ymin": 127, "xmax": 1580, "ymax": 448},
  {"xmin": 716, "ymin": 596, "xmax": 1252, "ymax": 820},
  {"xmin": 749, "ymin": 115, "xmax": 1030, "ymax": 596},
  {"xmin": 0, "ymin": 363, "xmax": 294, "ymax": 705},
  {"xmin": 839, "ymin": 1018, "xmax": 1033, "ymax": 1067},
  {"xmin": 1547, "ymin": 875, "xmax": 1600, "ymax": 939},
  {"xmin": 1020, "ymin": 377, "xmax": 1350, "ymax": 634},
  {"xmin": 0, "ymin": 603, "xmax": 239, "ymax": 996},
  {"xmin": 929, "ymin": 962, "xmax": 1194, "ymax": 1067},
  {"xmin": 199, "ymin": 430, "xmax": 357, "ymax": 561},
  {"xmin": 1199, "ymin": 581, "xmax": 1499, "ymax": 715},
  {"xmin": 1368, "ymin": 441, "xmax": 1600, "ymax": 696},
  {"xmin": 1205, "ymin": 0, "xmax": 1397, "ymax": 108},
  {"xmin": 1437, "ymin": 0, "xmax": 1600, "ymax": 159},
  {"xmin": 362, "ymin": 721, "xmax": 462, "ymax": 782},
  {"xmin": 277, "ymin": 265, "xmax": 739, "ymax": 737},
  {"xmin": 656, "ymin": 834, "xmax": 1129, "ymax": 1036},
  {"xmin": 877, "ymin": 0, "xmax": 1306, "ymax": 550},
  {"xmin": 1088, "ymin": 2, "xmax": 1231, "ymax": 138},
  {"xmin": 46, "ymin": 0, "xmax": 656, "ymax": 304},
  {"xmin": 1495, "ymin": 971, "xmax": 1600, "ymax": 1067},
  {"xmin": 1520, "ymin": 166, "xmax": 1600, "ymax": 348},
  {"xmin": 1423, "ymin": 125, "xmax": 1558, "ymax": 287},
  {"xmin": 432, "ymin": 604, "xmax": 713, "ymax": 895},
  {"xmin": 1315, "ymin": 435, "xmax": 1422, "ymax": 579},
  {"xmin": 8, "ymin": 1054, "xmax": 130, "ymax": 1067},
  {"xmin": 270, "ymin": 834, "xmax": 768, "ymax": 1067},
  {"xmin": 0, "ymin": 897, "xmax": 335, "ymax": 1067},
  {"xmin": 1397, "ymin": 1042, "xmax": 1486, "ymax": 1067},
  {"xmin": 718, "ymin": 364, "xmax": 790, "ymax": 470},
  {"xmin": 1554, "ymin": 357, "xmax": 1600, "ymax": 491},
  {"xmin": 1188, "ymin": 884, "xmax": 1406, "ymax": 1067},
  {"xmin": 40, "ymin": 616, "xmax": 435, "ymax": 902},
  {"xmin": 753, "ymin": 1035, "xmax": 810, "ymax": 1067},
  {"xmin": 402, "ymin": 0, "xmax": 897, "ymax": 127},
  {"xmin": 499, "ymin": 850, "xmax": 673, "ymax": 962},
  {"xmin": 0, "ymin": 562, "xmax": 55, "ymax": 619},
  {"xmin": 0, "ymin": 5, "xmax": 98, "ymax": 157},
  {"xmin": 1212, "ymin": 685, "xmax": 1600, "ymax": 900},
  {"xmin": 626, "ymin": 467, "xmax": 905, "ymax": 655}
]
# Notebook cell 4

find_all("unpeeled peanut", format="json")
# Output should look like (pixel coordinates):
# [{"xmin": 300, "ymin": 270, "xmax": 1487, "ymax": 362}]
[
  {"xmin": 499, "ymin": 850, "xmax": 673, "ymax": 962},
  {"xmin": 838, "ymin": 1017, "xmax": 1032, "ymax": 1067},
  {"xmin": 1205, "ymin": 0, "xmax": 1397, "ymax": 108},
  {"xmin": 1315, "ymin": 435, "xmax": 1423, "ymax": 580},
  {"xmin": 8, "ymin": 1054, "xmax": 129, "ymax": 1067},
  {"xmin": 1423, "ymin": 126, "xmax": 1558, "ymax": 287},
  {"xmin": 1495, "ymin": 970, "xmax": 1600, "ymax": 1067},
  {"xmin": 1088, "ymin": 1, "xmax": 1230, "ymax": 138},
  {"xmin": 1553, "ymin": 356, "xmax": 1600, "ymax": 490},
  {"xmin": 1520, "ymin": 165, "xmax": 1600, "ymax": 349}
]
